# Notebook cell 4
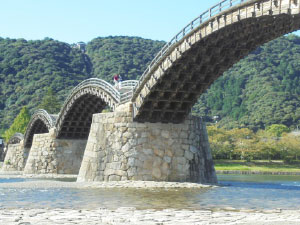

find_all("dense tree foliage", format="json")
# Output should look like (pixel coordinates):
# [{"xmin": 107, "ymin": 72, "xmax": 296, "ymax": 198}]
[
  {"xmin": 86, "ymin": 36, "xmax": 165, "ymax": 82},
  {"xmin": 3, "ymin": 106, "xmax": 30, "ymax": 142},
  {"xmin": 0, "ymin": 38, "xmax": 92, "ymax": 133},
  {"xmin": 208, "ymin": 125, "xmax": 300, "ymax": 162},
  {"xmin": 266, "ymin": 124, "xmax": 290, "ymax": 137},
  {"xmin": 38, "ymin": 88, "xmax": 61, "ymax": 114},
  {"xmin": 0, "ymin": 36, "xmax": 164, "ymax": 134}
]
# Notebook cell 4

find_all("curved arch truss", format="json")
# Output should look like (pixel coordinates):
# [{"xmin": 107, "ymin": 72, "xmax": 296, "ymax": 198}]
[
  {"xmin": 8, "ymin": 133, "xmax": 24, "ymax": 145},
  {"xmin": 56, "ymin": 79, "xmax": 120, "ymax": 139},
  {"xmin": 24, "ymin": 110, "xmax": 57, "ymax": 148},
  {"xmin": 132, "ymin": 0, "xmax": 300, "ymax": 123}
]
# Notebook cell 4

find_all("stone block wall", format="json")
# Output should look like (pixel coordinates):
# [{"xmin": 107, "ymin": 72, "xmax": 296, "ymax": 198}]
[
  {"xmin": 1, "ymin": 141, "xmax": 29, "ymax": 171},
  {"xmin": 77, "ymin": 103, "xmax": 217, "ymax": 183},
  {"xmin": 24, "ymin": 129, "xmax": 87, "ymax": 174}
]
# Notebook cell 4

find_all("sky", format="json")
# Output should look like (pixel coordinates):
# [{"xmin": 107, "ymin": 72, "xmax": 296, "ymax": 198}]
[
  {"xmin": 1, "ymin": 0, "xmax": 299, "ymax": 44},
  {"xmin": 0, "ymin": 0, "xmax": 235, "ymax": 44}
]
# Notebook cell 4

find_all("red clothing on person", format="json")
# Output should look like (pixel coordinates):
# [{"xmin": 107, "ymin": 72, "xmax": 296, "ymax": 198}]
[{"xmin": 113, "ymin": 74, "xmax": 119, "ymax": 81}]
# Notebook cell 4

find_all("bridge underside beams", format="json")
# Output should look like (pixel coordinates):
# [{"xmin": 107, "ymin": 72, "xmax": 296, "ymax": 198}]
[
  {"xmin": 134, "ymin": 13, "xmax": 300, "ymax": 123},
  {"xmin": 58, "ymin": 94, "xmax": 107, "ymax": 139},
  {"xmin": 25, "ymin": 119, "xmax": 49, "ymax": 148}
]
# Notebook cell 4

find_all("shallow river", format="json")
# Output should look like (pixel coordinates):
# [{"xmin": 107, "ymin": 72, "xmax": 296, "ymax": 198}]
[{"xmin": 1, "ymin": 174, "xmax": 300, "ymax": 210}]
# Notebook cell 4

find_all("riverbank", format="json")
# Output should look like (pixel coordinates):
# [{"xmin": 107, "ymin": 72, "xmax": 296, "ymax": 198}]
[
  {"xmin": 214, "ymin": 160, "xmax": 300, "ymax": 174},
  {"xmin": 1, "ymin": 207, "xmax": 300, "ymax": 225},
  {"xmin": 216, "ymin": 170, "xmax": 300, "ymax": 175}
]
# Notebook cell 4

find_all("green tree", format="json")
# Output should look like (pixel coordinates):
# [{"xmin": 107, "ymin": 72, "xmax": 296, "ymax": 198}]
[
  {"xmin": 278, "ymin": 133, "xmax": 300, "ymax": 162},
  {"xmin": 3, "ymin": 106, "xmax": 30, "ymax": 142},
  {"xmin": 38, "ymin": 88, "xmax": 61, "ymax": 114},
  {"xmin": 266, "ymin": 124, "xmax": 290, "ymax": 137}
]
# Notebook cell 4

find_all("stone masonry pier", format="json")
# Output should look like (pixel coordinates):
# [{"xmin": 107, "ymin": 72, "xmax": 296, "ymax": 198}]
[
  {"xmin": 23, "ymin": 129, "xmax": 87, "ymax": 174},
  {"xmin": 2, "ymin": 136, "xmax": 87, "ymax": 175},
  {"xmin": 1, "ymin": 141, "xmax": 29, "ymax": 172},
  {"xmin": 77, "ymin": 103, "xmax": 217, "ymax": 183}
]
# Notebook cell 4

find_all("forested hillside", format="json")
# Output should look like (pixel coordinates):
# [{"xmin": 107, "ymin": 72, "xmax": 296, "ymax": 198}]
[
  {"xmin": 2, "ymin": 35, "xmax": 300, "ymax": 135},
  {"xmin": 86, "ymin": 36, "xmax": 165, "ymax": 81},
  {"xmin": 0, "ymin": 38, "xmax": 92, "ymax": 134},
  {"xmin": 0, "ymin": 36, "xmax": 165, "ymax": 134}
]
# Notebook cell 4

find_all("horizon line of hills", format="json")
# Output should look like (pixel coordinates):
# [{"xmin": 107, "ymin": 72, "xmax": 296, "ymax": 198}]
[{"xmin": 1, "ymin": 34, "xmax": 300, "ymax": 134}]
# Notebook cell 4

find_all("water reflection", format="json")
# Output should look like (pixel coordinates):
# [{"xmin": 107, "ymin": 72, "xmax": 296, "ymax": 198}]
[
  {"xmin": 0, "ymin": 187, "xmax": 211, "ymax": 210},
  {"xmin": 0, "ymin": 175, "xmax": 300, "ymax": 210}
]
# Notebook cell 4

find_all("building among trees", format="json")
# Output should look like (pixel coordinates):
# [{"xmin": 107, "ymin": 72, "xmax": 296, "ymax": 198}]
[{"xmin": 74, "ymin": 42, "xmax": 86, "ymax": 52}]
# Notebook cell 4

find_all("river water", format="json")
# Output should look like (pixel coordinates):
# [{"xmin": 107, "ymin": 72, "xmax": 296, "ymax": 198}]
[{"xmin": 0, "ymin": 174, "xmax": 300, "ymax": 210}]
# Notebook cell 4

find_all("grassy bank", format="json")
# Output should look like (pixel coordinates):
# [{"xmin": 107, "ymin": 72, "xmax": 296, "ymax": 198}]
[{"xmin": 214, "ymin": 160, "xmax": 300, "ymax": 173}]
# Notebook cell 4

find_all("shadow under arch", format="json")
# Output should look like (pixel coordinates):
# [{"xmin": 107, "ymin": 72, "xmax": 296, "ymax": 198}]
[
  {"xmin": 24, "ymin": 109, "xmax": 57, "ymax": 148},
  {"xmin": 132, "ymin": 0, "xmax": 300, "ymax": 123},
  {"xmin": 55, "ymin": 79, "xmax": 120, "ymax": 139}
]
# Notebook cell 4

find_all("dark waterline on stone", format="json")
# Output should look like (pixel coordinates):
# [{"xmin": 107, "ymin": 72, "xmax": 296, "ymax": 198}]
[{"xmin": 0, "ymin": 175, "xmax": 300, "ymax": 210}]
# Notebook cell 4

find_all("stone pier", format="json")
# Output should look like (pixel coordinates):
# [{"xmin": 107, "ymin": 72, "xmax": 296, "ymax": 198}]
[
  {"xmin": 77, "ymin": 103, "xmax": 217, "ymax": 183},
  {"xmin": 1, "ymin": 141, "xmax": 29, "ymax": 171},
  {"xmin": 24, "ymin": 129, "xmax": 87, "ymax": 174}
]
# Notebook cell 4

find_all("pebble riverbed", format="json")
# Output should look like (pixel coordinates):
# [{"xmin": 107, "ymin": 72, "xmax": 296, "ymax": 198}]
[
  {"xmin": 1, "ymin": 208, "xmax": 300, "ymax": 225},
  {"xmin": 0, "ymin": 174, "xmax": 300, "ymax": 224}
]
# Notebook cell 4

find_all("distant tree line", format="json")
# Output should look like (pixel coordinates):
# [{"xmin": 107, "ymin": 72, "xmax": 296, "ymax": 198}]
[{"xmin": 208, "ymin": 124, "xmax": 300, "ymax": 163}]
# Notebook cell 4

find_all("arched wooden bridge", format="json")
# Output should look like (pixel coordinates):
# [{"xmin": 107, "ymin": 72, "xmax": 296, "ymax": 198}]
[
  {"xmin": 24, "ymin": 109, "xmax": 57, "ymax": 148},
  {"xmin": 131, "ymin": 0, "xmax": 300, "ymax": 123},
  {"xmin": 22, "ymin": 79, "xmax": 137, "ymax": 146},
  {"xmin": 19, "ymin": 0, "xmax": 300, "ymax": 144},
  {"xmin": 8, "ymin": 133, "xmax": 24, "ymax": 145}
]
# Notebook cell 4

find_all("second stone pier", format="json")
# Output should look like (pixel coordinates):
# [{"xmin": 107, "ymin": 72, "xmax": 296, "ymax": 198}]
[
  {"xmin": 24, "ymin": 129, "xmax": 87, "ymax": 174},
  {"xmin": 77, "ymin": 103, "xmax": 217, "ymax": 183}
]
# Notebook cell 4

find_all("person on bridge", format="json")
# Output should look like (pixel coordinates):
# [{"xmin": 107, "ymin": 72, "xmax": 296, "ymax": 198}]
[
  {"xmin": 113, "ymin": 74, "xmax": 119, "ymax": 89},
  {"xmin": 113, "ymin": 74, "xmax": 122, "ymax": 89}
]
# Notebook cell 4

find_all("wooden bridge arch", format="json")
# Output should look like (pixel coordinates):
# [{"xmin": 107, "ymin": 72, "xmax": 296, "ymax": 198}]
[{"xmin": 131, "ymin": 0, "xmax": 300, "ymax": 123}]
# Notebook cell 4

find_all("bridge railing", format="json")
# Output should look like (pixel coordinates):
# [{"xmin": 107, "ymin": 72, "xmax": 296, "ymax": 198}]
[
  {"xmin": 120, "ymin": 91, "xmax": 135, "ymax": 104},
  {"xmin": 59, "ymin": 78, "xmax": 139, "ymax": 110},
  {"xmin": 60, "ymin": 78, "xmax": 121, "ymax": 114},
  {"xmin": 23, "ymin": 109, "xmax": 55, "ymax": 145},
  {"xmin": 119, "ymin": 80, "xmax": 139, "ymax": 103},
  {"xmin": 133, "ymin": 0, "xmax": 248, "ymax": 99},
  {"xmin": 120, "ymin": 80, "xmax": 139, "ymax": 90},
  {"xmin": 32, "ymin": 109, "xmax": 56, "ymax": 128},
  {"xmin": 71, "ymin": 78, "xmax": 120, "ymax": 101}
]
